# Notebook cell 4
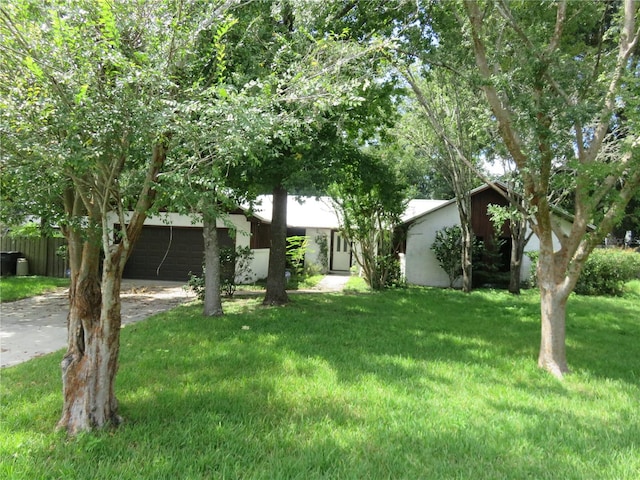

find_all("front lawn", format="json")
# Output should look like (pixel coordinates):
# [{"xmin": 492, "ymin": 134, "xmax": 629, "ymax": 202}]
[
  {"xmin": 0, "ymin": 276, "xmax": 69, "ymax": 303},
  {"xmin": 1, "ymin": 286, "xmax": 639, "ymax": 479}
]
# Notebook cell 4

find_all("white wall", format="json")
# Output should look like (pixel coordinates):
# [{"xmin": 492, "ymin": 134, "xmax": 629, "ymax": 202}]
[
  {"xmin": 107, "ymin": 211, "xmax": 252, "ymax": 242},
  {"xmin": 248, "ymin": 248, "xmax": 269, "ymax": 282},
  {"xmin": 405, "ymin": 203, "xmax": 460, "ymax": 288},
  {"xmin": 304, "ymin": 228, "xmax": 331, "ymax": 272},
  {"xmin": 405, "ymin": 205, "xmax": 567, "ymax": 287}
]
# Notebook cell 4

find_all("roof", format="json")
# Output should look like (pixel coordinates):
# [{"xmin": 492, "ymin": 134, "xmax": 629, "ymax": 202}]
[
  {"xmin": 401, "ymin": 199, "xmax": 450, "ymax": 223},
  {"xmin": 246, "ymin": 196, "xmax": 449, "ymax": 230},
  {"xmin": 249, "ymin": 196, "xmax": 342, "ymax": 229},
  {"xmin": 400, "ymin": 183, "xmax": 509, "ymax": 226}
]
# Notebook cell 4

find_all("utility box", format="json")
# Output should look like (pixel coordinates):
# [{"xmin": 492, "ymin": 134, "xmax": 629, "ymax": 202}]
[{"xmin": 16, "ymin": 257, "xmax": 29, "ymax": 276}]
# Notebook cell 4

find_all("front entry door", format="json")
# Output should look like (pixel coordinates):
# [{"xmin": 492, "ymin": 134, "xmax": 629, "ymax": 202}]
[{"xmin": 331, "ymin": 231, "xmax": 351, "ymax": 271}]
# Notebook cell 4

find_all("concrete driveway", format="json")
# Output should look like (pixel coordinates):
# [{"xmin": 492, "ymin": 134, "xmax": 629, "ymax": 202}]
[
  {"xmin": 0, "ymin": 274, "xmax": 351, "ymax": 368},
  {"xmin": 0, "ymin": 280, "xmax": 195, "ymax": 368}
]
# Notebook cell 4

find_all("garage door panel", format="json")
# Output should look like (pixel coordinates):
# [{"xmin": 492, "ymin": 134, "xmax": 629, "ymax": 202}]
[{"xmin": 123, "ymin": 226, "xmax": 232, "ymax": 281}]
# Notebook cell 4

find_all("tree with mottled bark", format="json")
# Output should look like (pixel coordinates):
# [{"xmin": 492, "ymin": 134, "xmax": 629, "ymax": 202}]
[
  {"xmin": 0, "ymin": 0, "xmax": 231, "ymax": 433},
  {"xmin": 398, "ymin": 69, "xmax": 486, "ymax": 292},
  {"xmin": 329, "ymin": 149, "xmax": 408, "ymax": 290},
  {"xmin": 454, "ymin": 0, "xmax": 640, "ymax": 377}
]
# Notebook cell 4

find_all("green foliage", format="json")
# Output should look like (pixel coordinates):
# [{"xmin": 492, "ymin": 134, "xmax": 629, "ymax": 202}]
[
  {"xmin": 314, "ymin": 233, "xmax": 329, "ymax": 273},
  {"xmin": 472, "ymin": 228, "xmax": 508, "ymax": 288},
  {"xmin": 6, "ymin": 222, "xmax": 41, "ymax": 239},
  {"xmin": 528, "ymin": 249, "xmax": 640, "ymax": 296},
  {"xmin": 2, "ymin": 287, "xmax": 640, "ymax": 478},
  {"xmin": 187, "ymin": 246, "xmax": 254, "ymax": 299},
  {"xmin": 375, "ymin": 253, "xmax": 406, "ymax": 289},
  {"xmin": 285, "ymin": 235, "xmax": 309, "ymax": 276},
  {"xmin": 574, "ymin": 249, "xmax": 640, "ymax": 296},
  {"xmin": 330, "ymin": 149, "xmax": 408, "ymax": 290},
  {"xmin": 526, "ymin": 251, "xmax": 539, "ymax": 287},
  {"xmin": 431, "ymin": 225, "xmax": 462, "ymax": 288}
]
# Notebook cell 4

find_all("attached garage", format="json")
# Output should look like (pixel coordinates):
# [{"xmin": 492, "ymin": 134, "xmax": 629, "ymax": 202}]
[{"xmin": 122, "ymin": 226, "xmax": 233, "ymax": 281}]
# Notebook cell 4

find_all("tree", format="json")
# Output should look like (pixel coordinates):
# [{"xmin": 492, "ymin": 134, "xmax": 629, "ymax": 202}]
[
  {"xmin": 329, "ymin": 149, "xmax": 408, "ymax": 290},
  {"xmin": 487, "ymin": 197, "xmax": 533, "ymax": 294},
  {"xmin": 454, "ymin": 0, "xmax": 640, "ymax": 377},
  {"xmin": 396, "ymin": 69, "xmax": 487, "ymax": 292},
  {"xmin": 431, "ymin": 225, "xmax": 464, "ymax": 288},
  {"xmin": 218, "ymin": 1, "xmax": 399, "ymax": 305},
  {"xmin": 0, "ymin": 0, "xmax": 230, "ymax": 433},
  {"xmin": 159, "ymin": 15, "xmax": 249, "ymax": 317}
]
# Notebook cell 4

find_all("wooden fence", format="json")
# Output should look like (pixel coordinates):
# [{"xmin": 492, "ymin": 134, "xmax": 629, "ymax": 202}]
[{"xmin": 0, "ymin": 236, "xmax": 67, "ymax": 277}]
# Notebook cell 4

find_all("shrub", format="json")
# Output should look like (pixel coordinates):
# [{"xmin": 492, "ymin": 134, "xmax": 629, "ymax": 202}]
[
  {"xmin": 574, "ymin": 249, "xmax": 640, "ymax": 296},
  {"xmin": 187, "ymin": 246, "xmax": 254, "ymax": 299},
  {"xmin": 431, "ymin": 225, "xmax": 462, "ymax": 288},
  {"xmin": 286, "ymin": 235, "xmax": 309, "ymax": 276},
  {"xmin": 526, "ymin": 251, "xmax": 539, "ymax": 287},
  {"xmin": 527, "ymin": 249, "xmax": 640, "ymax": 296},
  {"xmin": 374, "ymin": 253, "xmax": 406, "ymax": 289}
]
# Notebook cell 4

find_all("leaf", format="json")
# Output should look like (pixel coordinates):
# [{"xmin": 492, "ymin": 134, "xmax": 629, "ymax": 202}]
[
  {"xmin": 23, "ymin": 56, "xmax": 44, "ymax": 80},
  {"xmin": 75, "ymin": 84, "xmax": 89, "ymax": 105}
]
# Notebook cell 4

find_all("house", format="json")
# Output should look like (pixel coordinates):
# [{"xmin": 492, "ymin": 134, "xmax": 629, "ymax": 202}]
[
  {"xmin": 114, "ymin": 184, "xmax": 568, "ymax": 286},
  {"xmin": 399, "ymin": 183, "xmax": 569, "ymax": 288},
  {"xmin": 114, "ymin": 196, "xmax": 356, "ymax": 282}
]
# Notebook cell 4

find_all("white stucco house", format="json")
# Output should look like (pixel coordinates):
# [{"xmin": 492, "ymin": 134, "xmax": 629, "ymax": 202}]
[
  {"xmin": 113, "ymin": 185, "xmax": 568, "ymax": 287},
  {"xmin": 399, "ymin": 184, "xmax": 568, "ymax": 288},
  {"xmin": 112, "ymin": 196, "xmax": 356, "ymax": 282}
]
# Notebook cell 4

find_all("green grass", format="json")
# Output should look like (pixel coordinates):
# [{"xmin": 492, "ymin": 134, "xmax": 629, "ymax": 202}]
[
  {"xmin": 1, "ymin": 286, "xmax": 639, "ymax": 479},
  {"xmin": 343, "ymin": 275, "xmax": 370, "ymax": 293},
  {"xmin": 0, "ymin": 276, "xmax": 69, "ymax": 303},
  {"xmin": 241, "ymin": 274, "xmax": 324, "ymax": 293}
]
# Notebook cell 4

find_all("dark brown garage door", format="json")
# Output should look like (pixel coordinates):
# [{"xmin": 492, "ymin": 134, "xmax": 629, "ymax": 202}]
[{"xmin": 123, "ymin": 226, "xmax": 233, "ymax": 281}]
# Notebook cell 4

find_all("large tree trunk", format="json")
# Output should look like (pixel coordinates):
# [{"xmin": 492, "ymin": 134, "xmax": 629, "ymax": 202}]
[
  {"xmin": 538, "ymin": 282, "xmax": 570, "ymax": 379},
  {"xmin": 58, "ymin": 232, "xmax": 124, "ymax": 434},
  {"xmin": 58, "ymin": 142, "xmax": 166, "ymax": 434},
  {"xmin": 263, "ymin": 185, "xmax": 289, "ymax": 306},
  {"xmin": 536, "ymin": 241, "xmax": 571, "ymax": 379},
  {"xmin": 203, "ymin": 216, "xmax": 223, "ymax": 316},
  {"xmin": 509, "ymin": 241, "xmax": 523, "ymax": 294}
]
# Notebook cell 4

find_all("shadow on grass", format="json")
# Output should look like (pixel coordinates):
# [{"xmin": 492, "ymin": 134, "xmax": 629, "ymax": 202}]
[{"xmin": 2, "ymin": 286, "xmax": 639, "ymax": 479}]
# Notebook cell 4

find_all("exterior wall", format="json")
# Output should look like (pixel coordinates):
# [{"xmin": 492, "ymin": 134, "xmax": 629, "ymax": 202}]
[
  {"xmin": 249, "ymin": 248, "xmax": 269, "ymax": 282},
  {"xmin": 520, "ymin": 217, "xmax": 567, "ymax": 283},
  {"xmin": 405, "ymin": 204, "xmax": 568, "ymax": 287},
  {"xmin": 405, "ymin": 203, "xmax": 460, "ymax": 288},
  {"xmin": 110, "ymin": 212, "xmax": 259, "ymax": 281},
  {"xmin": 108, "ymin": 211, "xmax": 252, "ymax": 243},
  {"xmin": 304, "ymin": 228, "xmax": 331, "ymax": 273}
]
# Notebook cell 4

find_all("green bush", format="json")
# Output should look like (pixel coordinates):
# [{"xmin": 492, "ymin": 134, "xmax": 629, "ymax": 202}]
[
  {"xmin": 286, "ymin": 235, "xmax": 309, "ymax": 276},
  {"xmin": 526, "ymin": 251, "xmax": 539, "ymax": 287},
  {"xmin": 575, "ymin": 249, "xmax": 640, "ymax": 296},
  {"xmin": 187, "ymin": 246, "xmax": 254, "ymax": 299},
  {"xmin": 431, "ymin": 225, "xmax": 462, "ymax": 288},
  {"xmin": 527, "ymin": 249, "xmax": 640, "ymax": 296}
]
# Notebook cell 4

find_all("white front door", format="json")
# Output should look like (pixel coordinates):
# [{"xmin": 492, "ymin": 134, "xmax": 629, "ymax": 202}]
[{"xmin": 331, "ymin": 231, "xmax": 351, "ymax": 271}]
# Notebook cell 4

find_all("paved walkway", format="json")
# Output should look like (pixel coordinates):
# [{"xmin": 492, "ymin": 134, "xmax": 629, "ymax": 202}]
[
  {"xmin": 0, "ymin": 274, "xmax": 351, "ymax": 368},
  {"xmin": 308, "ymin": 272, "xmax": 351, "ymax": 292}
]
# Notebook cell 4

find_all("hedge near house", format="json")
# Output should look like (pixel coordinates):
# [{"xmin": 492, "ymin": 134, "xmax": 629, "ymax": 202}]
[
  {"xmin": 574, "ymin": 250, "xmax": 640, "ymax": 297},
  {"xmin": 529, "ymin": 249, "xmax": 640, "ymax": 297}
]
